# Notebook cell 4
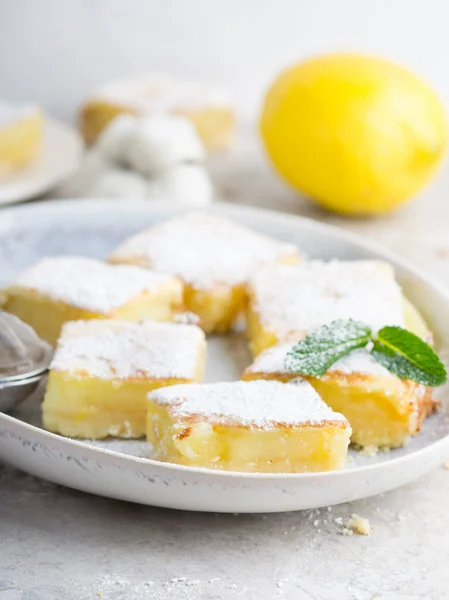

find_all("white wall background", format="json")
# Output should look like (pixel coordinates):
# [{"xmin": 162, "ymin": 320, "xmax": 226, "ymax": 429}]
[{"xmin": 1, "ymin": 0, "xmax": 448, "ymax": 122}]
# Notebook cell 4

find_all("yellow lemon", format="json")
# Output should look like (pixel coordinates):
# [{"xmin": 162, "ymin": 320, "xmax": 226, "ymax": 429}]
[{"xmin": 260, "ymin": 53, "xmax": 447, "ymax": 215}]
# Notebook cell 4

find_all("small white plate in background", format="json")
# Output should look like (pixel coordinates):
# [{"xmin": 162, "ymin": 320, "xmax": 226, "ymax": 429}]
[{"xmin": 0, "ymin": 118, "xmax": 83, "ymax": 205}]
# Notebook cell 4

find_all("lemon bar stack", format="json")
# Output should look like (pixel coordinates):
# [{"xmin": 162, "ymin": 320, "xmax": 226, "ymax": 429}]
[{"xmin": 3, "ymin": 212, "xmax": 439, "ymax": 471}]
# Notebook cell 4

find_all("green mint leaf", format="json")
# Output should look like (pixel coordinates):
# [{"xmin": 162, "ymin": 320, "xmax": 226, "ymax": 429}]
[
  {"xmin": 285, "ymin": 319, "xmax": 371, "ymax": 377},
  {"xmin": 372, "ymin": 326, "xmax": 447, "ymax": 386}
]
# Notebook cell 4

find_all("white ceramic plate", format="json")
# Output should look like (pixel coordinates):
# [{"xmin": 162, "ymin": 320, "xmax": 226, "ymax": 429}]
[
  {"xmin": 0, "ymin": 118, "xmax": 83, "ymax": 205},
  {"xmin": 0, "ymin": 199, "xmax": 448, "ymax": 513}
]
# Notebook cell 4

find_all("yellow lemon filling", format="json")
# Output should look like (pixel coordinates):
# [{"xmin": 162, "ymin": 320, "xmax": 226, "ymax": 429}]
[{"xmin": 147, "ymin": 381, "xmax": 351, "ymax": 473}]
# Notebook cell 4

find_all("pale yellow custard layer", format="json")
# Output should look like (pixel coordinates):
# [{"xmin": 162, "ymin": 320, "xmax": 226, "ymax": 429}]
[{"xmin": 147, "ymin": 380, "xmax": 351, "ymax": 473}]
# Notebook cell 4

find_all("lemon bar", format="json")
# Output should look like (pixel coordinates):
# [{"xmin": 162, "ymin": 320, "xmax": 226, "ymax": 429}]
[
  {"xmin": 43, "ymin": 319, "xmax": 206, "ymax": 439},
  {"xmin": 0, "ymin": 101, "xmax": 43, "ymax": 176},
  {"xmin": 243, "ymin": 344, "xmax": 436, "ymax": 448},
  {"xmin": 2, "ymin": 256, "xmax": 183, "ymax": 345},
  {"xmin": 109, "ymin": 214, "xmax": 299, "ymax": 333},
  {"xmin": 147, "ymin": 380, "xmax": 351, "ymax": 472},
  {"xmin": 246, "ymin": 260, "xmax": 405, "ymax": 356},
  {"xmin": 80, "ymin": 73, "xmax": 235, "ymax": 151}
]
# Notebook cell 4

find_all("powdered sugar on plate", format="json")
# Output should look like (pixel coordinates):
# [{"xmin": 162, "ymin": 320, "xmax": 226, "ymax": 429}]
[
  {"xmin": 148, "ymin": 380, "xmax": 348, "ymax": 428},
  {"xmin": 51, "ymin": 319, "xmax": 205, "ymax": 380},
  {"xmin": 109, "ymin": 213, "xmax": 299, "ymax": 289},
  {"xmin": 246, "ymin": 344, "xmax": 392, "ymax": 378},
  {"xmin": 7, "ymin": 256, "xmax": 180, "ymax": 313},
  {"xmin": 89, "ymin": 73, "xmax": 232, "ymax": 113},
  {"xmin": 249, "ymin": 260, "xmax": 404, "ymax": 338}
]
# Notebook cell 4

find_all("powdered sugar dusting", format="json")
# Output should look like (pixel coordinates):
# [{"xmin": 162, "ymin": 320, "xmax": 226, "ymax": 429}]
[
  {"xmin": 246, "ymin": 343, "xmax": 298, "ymax": 374},
  {"xmin": 249, "ymin": 260, "xmax": 404, "ymax": 337},
  {"xmin": 51, "ymin": 319, "xmax": 205, "ymax": 380},
  {"xmin": 110, "ymin": 213, "xmax": 298, "ymax": 288},
  {"xmin": 7, "ymin": 256, "xmax": 179, "ymax": 313},
  {"xmin": 148, "ymin": 380, "xmax": 348, "ymax": 428},
  {"xmin": 328, "ymin": 347, "xmax": 392, "ymax": 376},
  {"xmin": 0, "ymin": 100, "xmax": 39, "ymax": 128},
  {"xmin": 247, "ymin": 344, "xmax": 392, "ymax": 377},
  {"xmin": 90, "ymin": 73, "xmax": 232, "ymax": 113}
]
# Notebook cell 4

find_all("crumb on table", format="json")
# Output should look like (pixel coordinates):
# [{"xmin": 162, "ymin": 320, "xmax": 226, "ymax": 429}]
[{"xmin": 342, "ymin": 514, "xmax": 373, "ymax": 536}]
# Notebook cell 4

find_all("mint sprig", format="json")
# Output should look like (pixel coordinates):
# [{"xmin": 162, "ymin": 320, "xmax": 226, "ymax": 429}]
[
  {"xmin": 285, "ymin": 320, "xmax": 371, "ymax": 378},
  {"xmin": 285, "ymin": 320, "xmax": 447, "ymax": 386},
  {"xmin": 372, "ymin": 326, "xmax": 447, "ymax": 387}
]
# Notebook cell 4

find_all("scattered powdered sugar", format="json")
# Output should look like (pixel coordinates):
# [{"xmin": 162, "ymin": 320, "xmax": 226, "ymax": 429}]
[
  {"xmin": 7, "ymin": 256, "xmax": 179, "ymax": 313},
  {"xmin": 247, "ymin": 343, "xmax": 393, "ymax": 378},
  {"xmin": 249, "ymin": 260, "xmax": 404, "ymax": 337},
  {"xmin": 148, "ymin": 380, "xmax": 348, "ymax": 428},
  {"xmin": 93, "ymin": 574, "xmax": 227, "ymax": 600},
  {"xmin": 109, "ymin": 213, "xmax": 298, "ymax": 289},
  {"xmin": 90, "ymin": 73, "xmax": 232, "ymax": 113},
  {"xmin": 51, "ymin": 319, "xmax": 205, "ymax": 380},
  {"xmin": 0, "ymin": 100, "xmax": 39, "ymax": 128}
]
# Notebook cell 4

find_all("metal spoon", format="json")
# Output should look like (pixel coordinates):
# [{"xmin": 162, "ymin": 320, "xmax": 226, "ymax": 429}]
[{"xmin": 0, "ymin": 312, "xmax": 53, "ymax": 412}]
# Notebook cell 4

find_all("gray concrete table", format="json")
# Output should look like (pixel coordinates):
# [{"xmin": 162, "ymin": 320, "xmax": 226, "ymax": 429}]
[{"xmin": 2, "ymin": 131, "xmax": 449, "ymax": 599}]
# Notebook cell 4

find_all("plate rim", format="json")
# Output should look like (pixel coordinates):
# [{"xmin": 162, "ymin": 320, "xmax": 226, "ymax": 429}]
[
  {"xmin": 1, "ymin": 404, "xmax": 449, "ymax": 482},
  {"xmin": 1, "ymin": 198, "xmax": 449, "ymax": 483}
]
